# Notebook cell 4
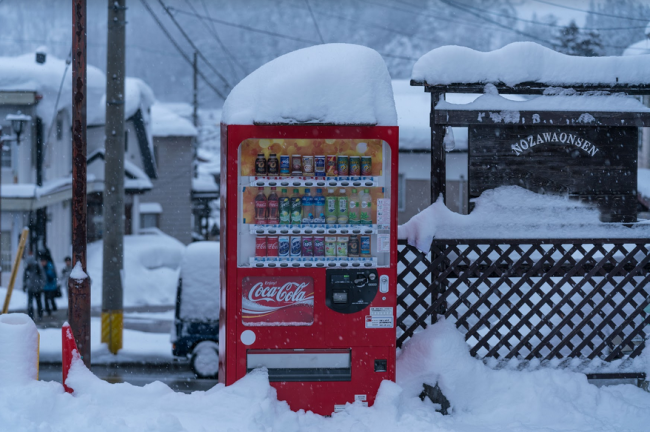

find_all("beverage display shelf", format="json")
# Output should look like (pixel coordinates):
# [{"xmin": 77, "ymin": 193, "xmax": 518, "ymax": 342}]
[
  {"xmin": 246, "ymin": 176, "xmax": 380, "ymax": 188},
  {"xmin": 248, "ymin": 224, "xmax": 377, "ymax": 235},
  {"xmin": 248, "ymin": 257, "xmax": 378, "ymax": 268}
]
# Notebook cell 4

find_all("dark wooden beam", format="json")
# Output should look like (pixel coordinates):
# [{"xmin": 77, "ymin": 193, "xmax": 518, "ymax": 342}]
[
  {"xmin": 435, "ymin": 110, "xmax": 650, "ymax": 127},
  {"xmin": 431, "ymin": 91, "xmax": 445, "ymax": 205},
  {"xmin": 411, "ymin": 80, "xmax": 650, "ymax": 96}
]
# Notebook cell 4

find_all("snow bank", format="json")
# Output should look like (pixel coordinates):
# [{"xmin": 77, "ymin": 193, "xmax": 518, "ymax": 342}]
[
  {"xmin": 399, "ymin": 186, "xmax": 650, "ymax": 251},
  {"xmin": 413, "ymin": 42, "xmax": 650, "ymax": 87},
  {"xmin": 222, "ymin": 44, "xmax": 397, "ymax": 126},
  {"xmin": 3, "ymin": 321, "xmax": 650, "ymax": 431},
  {"xmin": 151, "ymin": 103, "xmax": 197, "ymax": 137},
  {"xmin": 397, "ymin": 320, "xmax": 650, "ymax": 430},
  {"xmin": 179, "ymin": 241, "xmax": 220, "ymax": 321},
  {"xmin": 0, "ymin": 313, "xmax": 39, "ymax": 386},
  {"xmin": 86, "ymin": 232, "xmax": 185, "ymax": 307},
  {"xmin": 639, "ymin": 168, "xmax": 650, "ymax": 199}
]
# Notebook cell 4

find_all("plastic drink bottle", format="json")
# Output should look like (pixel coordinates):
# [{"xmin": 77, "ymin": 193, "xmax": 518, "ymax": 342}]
[
  {"xmin": 325, "ymin": 188, "xmax": 338, "ymax": 224},
  {"xmin": 279, "ymin": 189, "xmax": 291, "ymax": 224},
  {"xmin": 267, "ymin": 187, "xmax": 279, "ymax": 224},
  {"xmin": 348, "ymin": 188, "xmax": 360, "ymax": 224},
  {"xmin": 337, "ymin": 188, "xmax": 348, "ymax": 224},
  {"xmin": 302, "ymin": 188, "xmax": 314, "ymax": 224},
  {"xmin": 291, "ymin": 189, "xmax": 302, "ymax": 225},
  {"xmin": 360, "ymin": 188, "xmax": 372, "ymax": 224},
  {"xmin": 314, "ymin": 188, "xmax": 325, "ymax": 224},
  {"xmin": 254, "ymin": 188, "xmax": 267, "ymax": 224}
]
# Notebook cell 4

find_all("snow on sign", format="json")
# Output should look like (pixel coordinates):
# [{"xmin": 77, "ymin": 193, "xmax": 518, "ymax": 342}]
[{"xmin": 241, "ymin": 276, "xmax": 314, "ymax": 326}]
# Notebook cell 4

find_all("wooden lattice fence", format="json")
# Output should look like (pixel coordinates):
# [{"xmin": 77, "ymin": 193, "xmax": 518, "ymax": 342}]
[{"xmin": 397, "ymin": 239, "xmax": 650, "ymax": 364}]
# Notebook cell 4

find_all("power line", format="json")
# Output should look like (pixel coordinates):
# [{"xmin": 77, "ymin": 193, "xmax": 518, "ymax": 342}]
[
  {"xmin": 454, "ymin": 1, "xmax": 648, "ymax": 31},
  {"xmin": 140, "ymin": 0, "xmax": 226, "ymax": 100},
  {"xmin": 194, "ymin": 0, "xmax": 248, "ymax": 75},
  {"xmin": 304, "ymin": 0, "xmax": 325, "ymax": 44},
  {"xmin": 168, "ymin": 7, "xmax": 321, "ymax": 45},
  {"xmin": 158, "ymin": 0, "xmax": 232, "ymax": 90},
  {"xmin": 531, "ymin": 0, "xmax": 650, "ymax": 22}
]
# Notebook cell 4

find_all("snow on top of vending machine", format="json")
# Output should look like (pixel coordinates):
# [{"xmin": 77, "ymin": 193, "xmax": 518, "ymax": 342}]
[{"xmin": 221, "ymin": 43, "xmax": 397, "ymax": 126}]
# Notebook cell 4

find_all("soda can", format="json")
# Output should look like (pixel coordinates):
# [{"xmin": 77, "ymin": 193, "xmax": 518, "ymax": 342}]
[
  {"xmin": 302, "ymin": 155, "xmax": 314, "ymax": 176},
  {"xmin": 348, "ymin": 235, "xmax": 359, "ymax": 257},
  {"xmin": 337, "ymin": 236, "xmax": 348, "ymax": 257},
  {"xmin": 326, "ymin": 155, "xmax": 337, "ymax": 176},
  {"xmin": 278, "ymin": 236, "xmax": 290, "ymax": 257},
  {"xmin": 290, "ymin": 236, "xmax": 302, "ymax": 257},
  {"xmin": 361, "ymin": 156, "xmax": 372, "ymax": 176},
  {"xmin": 349, "ymin": 156, "xmax": 361, "ymax": 176},
  {"xmin": 291, "ymin": 155, "xmax": 302, "ymax": 175},
  {"xmin": 325, "ymin": 236, "xmax": 337, "ymax": 257},
  {"xmin": 267, "ymin": 236, "xmax": 279, "ymax": 257},
  {"xmin": 255, "ymin": 236, "xmax": 267, "ymax": 257},
  {"xmin": 360, "ymin": 235, "xmax": 371, "ymax": 257},
  {"xmin": 302, "ymin": 236, "xmax": 314, "ymax": 257},
  {"xmin": 315, "ymin": 155, "xmax": 326, "ymax": 176},
  {"xmin": 337, "ymin": 155, "xmax": 349, "ymax": 176},
  {"xmin": 280, "ymin": 155, "xmax": 291, "ymax": 176},
  {"xmin": 313, "ymin": 236, "xmax": 325, "ymax": 257},
  {"xmin": 255, "ymin": 153, "xmax": 267, "ymax": 176}
]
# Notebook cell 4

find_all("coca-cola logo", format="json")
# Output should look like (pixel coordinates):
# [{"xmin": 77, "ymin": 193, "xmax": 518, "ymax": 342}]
[{"xmin": 248, "ymin": 281, "xmax": 309, "ymax": 304}]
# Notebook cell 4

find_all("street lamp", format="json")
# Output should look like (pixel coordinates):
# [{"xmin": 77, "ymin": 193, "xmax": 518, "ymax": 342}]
[{"xmin": 6, "ymin": 111, "xmax": 32, "ymax": 145}]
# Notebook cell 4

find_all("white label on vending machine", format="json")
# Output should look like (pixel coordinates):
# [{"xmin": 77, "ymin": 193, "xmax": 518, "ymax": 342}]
[
  {"xmin": 355, "ymin": 394, "xmax": 367, "ymax": 402},
  {"xmin": 365, "ymin": 315, "xmax": 394, "ymax": 328},
  {"xmin": 370, "ymin": 307, "xmax": 392, "ymax": 317},
  {"xmin": 334, "ymin": 404, "xmax": 347, "ymax": 413},
  {"xmin": 377, "ymin": 234, "xmax": 390, "ymax": 252},
  {"xmin": 376, "ymin": 198, "xmax": 391, "ymax": 230}
]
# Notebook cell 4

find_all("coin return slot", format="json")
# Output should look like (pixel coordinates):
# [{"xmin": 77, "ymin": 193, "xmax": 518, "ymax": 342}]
[{"xmin": 374, "ymin": 359, "xmax": 387, "ymax": 372}]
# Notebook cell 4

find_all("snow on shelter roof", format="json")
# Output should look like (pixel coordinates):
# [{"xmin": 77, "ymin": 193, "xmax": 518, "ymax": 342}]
[
  {"xmin": 412, "ymin": 42, "xmax": 650, "ymax": 88},
  {"xmin": 151, "ymin": 103, "xmax": 197, "ymax": 137},
  {"xmin": 222, "ymin": 44, "xmax": 397, "ymax": 126}
]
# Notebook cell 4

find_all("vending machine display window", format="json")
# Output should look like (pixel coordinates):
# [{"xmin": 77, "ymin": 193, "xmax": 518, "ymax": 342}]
[{"xmin": 236, "ymin": 138, "xmax": 392, "ymax": 269}]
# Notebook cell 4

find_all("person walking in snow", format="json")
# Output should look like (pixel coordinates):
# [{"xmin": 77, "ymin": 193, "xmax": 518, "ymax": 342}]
[
  {"xmin": 40, "ymin": 254, "xmax": 58, "ymax": 316},
  {"xmin": 23, "ymin": 250, "xmax": 44, "ymax": 320},
  {"xmin": 59, "ymin": 256, "xmax": 72, "ymax": 297}
]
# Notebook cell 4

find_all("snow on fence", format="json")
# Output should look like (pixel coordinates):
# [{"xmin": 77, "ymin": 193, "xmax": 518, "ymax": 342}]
[{"xmin": 396, "ymin": 239, "xmax": 650, "ymax": 373}]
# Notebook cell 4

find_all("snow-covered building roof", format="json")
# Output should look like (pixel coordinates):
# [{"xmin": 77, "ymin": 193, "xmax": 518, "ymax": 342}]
[
  {"xmin": 623, "ymin": 38, "xmax": 650, "ymax": 56},
  {"xmin": 222, "ymin": 43, "xmax": 397, "ymax": 126},
  {"xmin": 87, "ymin": 148, "xmax": 153, "ymax": 192},
  {"xmin": 151, "ymin": 103, "xmax": 197, "ymax": 137},
  {"xmin": 412, "ymin": 42, "xmax": 650, "ymax": 87},
  {"xmin": 0, "ymin": 50, "xmax": 154, "ymax": 131}
]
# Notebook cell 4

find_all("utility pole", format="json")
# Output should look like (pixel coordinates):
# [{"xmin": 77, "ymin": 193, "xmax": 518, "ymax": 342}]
[
  {"xmin": 193, "ymin": 51, "xmax": 198, "ymax": 127},
  {"xmin": 71, "ymin": 0, "xmax": 91, "ymax": 368},
  {"xmin": 102, "ymin": 0, "xmax": 126, "ymax": 355}
]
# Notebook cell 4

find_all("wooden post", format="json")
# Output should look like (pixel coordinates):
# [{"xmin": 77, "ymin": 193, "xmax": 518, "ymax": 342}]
[
  {"xmin": 71, "ymin": 0, "xmax": 91, "ymax": 369},
  {"xmin": 430, "ymin": 90, "xmax": 446, "ymax": 204},
  {"xmin": 1, "ymin": 228, "xmax": 29, "ymax": 314}
]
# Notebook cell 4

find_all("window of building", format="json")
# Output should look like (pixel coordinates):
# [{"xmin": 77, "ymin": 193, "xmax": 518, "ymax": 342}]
[
  {"xmin": 398, "ymin": 173, "xmax": 406, "ymax": 212},
  {"xmin": 141, "ymin": 213, "xmax": 159, "ymax": 229},
  {"xmin": 1, "ymin": 142, "xmax": 11, "ymax": 168},
  {"xmin": 1, "ymin": 232, "xmax": 12, "ymax": 275}
]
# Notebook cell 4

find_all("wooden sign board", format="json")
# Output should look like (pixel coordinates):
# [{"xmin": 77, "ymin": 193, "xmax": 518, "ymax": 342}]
[{"xmin": 468, "ymin": 126, "xmax": 638, "ymax": 222}]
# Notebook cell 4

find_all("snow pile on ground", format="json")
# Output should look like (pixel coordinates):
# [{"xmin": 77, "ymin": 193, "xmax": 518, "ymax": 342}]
[
  {"xmin": 38, "ymin": 317, "xmax": 172, "ymax": 364},
  {"xmin": 151, "ymin": 103, "xmax": 198, "ymax": 137},
  {"xmin": 222, "ymin": 43, "xmax": 397, "ymax": 126},
  {"xmin": 412, "ymin": 42, "xmax": 650, "ymax": 87},
  {"xmin": 0, "ymin": 313, "xmax": 39, "ymax": 385},
  {"xmin": 639, "ymin": 168, "xmax": 650, "ymax": 199},
  {"xmin": 178, "ymin": 242, "xmax": 220, "ymax": 321},
  {"xmin": 399, "ymin": 186, "xmax": 650, "ymax": 250},
  {"xmin": 86, "ymin": 232, "xmax": 185, "ymax": 307},
  {"xmin": 2, "ymin": 320, "xmax": 650, "ymax": 431}
]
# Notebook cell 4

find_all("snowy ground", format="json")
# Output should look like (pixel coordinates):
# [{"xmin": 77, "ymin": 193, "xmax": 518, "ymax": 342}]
[
  {"xmin": 38, "ymin": 316, "xmax": 173, "ymax": 364},
  {"xmin": 2, "ymin": 320, "xmax": 650, "ymax": 431}
]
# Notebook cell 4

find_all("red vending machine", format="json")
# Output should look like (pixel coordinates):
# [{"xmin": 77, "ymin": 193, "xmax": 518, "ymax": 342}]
[{"xmin": 220, "ymin": 124, "xmax": 398, "ymax": 415}]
